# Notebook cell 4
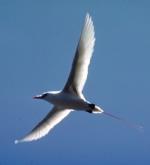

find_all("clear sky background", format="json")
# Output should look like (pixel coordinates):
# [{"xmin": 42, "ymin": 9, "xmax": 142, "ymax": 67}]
[{"xmin": 0, "ymin": 0, "xmax": 150, "ymax": 164}]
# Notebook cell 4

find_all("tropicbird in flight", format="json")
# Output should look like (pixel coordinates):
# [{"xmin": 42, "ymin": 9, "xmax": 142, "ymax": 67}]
[
  {"xmin": 15, "ymin": 13, "xmax": 141, "ymax": 144},
  {"xmin": 15, "ymin": 13, "xmax": 102, "ymax": 143}
]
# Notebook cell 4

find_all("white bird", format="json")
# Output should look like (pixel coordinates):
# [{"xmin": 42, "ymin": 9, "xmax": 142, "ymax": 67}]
[
  {"xmin": 15, "ymin": 13, "xmax": 103, "ymax": 144},
  {"xmin": 15, "ymin": 13, "xmax": 142, "ymax": 144}
]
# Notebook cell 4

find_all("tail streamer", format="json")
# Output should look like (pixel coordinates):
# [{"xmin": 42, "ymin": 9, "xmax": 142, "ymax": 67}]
[{"xmin": 103, "ymin": 111, "xmax": 143, "ymax": 132}]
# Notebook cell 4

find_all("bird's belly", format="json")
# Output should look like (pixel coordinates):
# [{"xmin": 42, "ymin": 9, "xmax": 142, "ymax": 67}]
[{"xmin": 48, "ymin": 93, "xmax": 88, "ymax": 110}]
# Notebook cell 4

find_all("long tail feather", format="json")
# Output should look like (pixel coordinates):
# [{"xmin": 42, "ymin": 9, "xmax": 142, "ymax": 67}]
[{"xmin": 103, "ymin": 111, "xmax": 143, "ymax": 132}]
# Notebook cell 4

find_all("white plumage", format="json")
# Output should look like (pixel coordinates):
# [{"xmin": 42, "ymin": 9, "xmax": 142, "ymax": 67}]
[
  {"xmin": 15, "ymin": 107, "xmax": 72, "ymax": 143},
  {"xmin": 64, "ymin": 14, "xmax": 95, "ymax": 96},
  {"xmin": 15, "ymin": 13, "xmax": 104, "ymax": 143}
]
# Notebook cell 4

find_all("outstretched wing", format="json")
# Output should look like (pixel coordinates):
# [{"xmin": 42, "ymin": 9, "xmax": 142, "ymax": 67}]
[
  {"xmin": 15, "ymin": 107, "xmax": 72, "ymax": 143},
  {"xmin": 63, "ymin": 13, "xmax": 95, "ymax": 96}
]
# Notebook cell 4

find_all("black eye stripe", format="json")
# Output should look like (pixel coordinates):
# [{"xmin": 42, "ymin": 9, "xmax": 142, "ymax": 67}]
[{"xmin": 41, "ymin": 93, "xmax": 47, "ymax": 98}]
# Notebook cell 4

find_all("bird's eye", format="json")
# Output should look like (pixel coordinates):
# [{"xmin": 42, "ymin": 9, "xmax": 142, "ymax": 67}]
[{"xmin": 41, "ymin": 93, "xmax": 47, "ymax": 98}]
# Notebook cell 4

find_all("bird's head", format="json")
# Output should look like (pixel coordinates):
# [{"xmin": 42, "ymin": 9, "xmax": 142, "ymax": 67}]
[{"xmin": 33, "ymin": 93, "xmax": 48, "ymax": 100}]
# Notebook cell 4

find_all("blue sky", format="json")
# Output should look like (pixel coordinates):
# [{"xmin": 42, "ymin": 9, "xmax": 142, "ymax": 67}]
[{"xmin": 0, "ymin": 0, "xmax": 150, "ymax": 164}]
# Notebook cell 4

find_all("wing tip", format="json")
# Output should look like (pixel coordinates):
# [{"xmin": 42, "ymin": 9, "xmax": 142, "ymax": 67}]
[
  {"xmin": 14, "ymin": 139, "xmax": 25, "ymax": 144},
  {"xmin": 84, "ymin": 12, "xmax": 95, "ymax": 37},
  {"xmin": 14, "ymin": 138, "xmax": 28, "ymax": 144},
  {"xmin": 86, "ymin": 12, "xmax": 90, "ymax": 18},
  {"xmin": 14, "ymin": 138, "xmax": 31, "ymax": 144},
  {"xmin": 85, "ymin": 12, "xmax": 92, "ymax": 23},
  {"xmin": 86, "ymin": 12, "xmax": 91, "ymax": 18},
  {"xmin": 14, "ymin": 140, "xmax": 19, "ymax": 144}
]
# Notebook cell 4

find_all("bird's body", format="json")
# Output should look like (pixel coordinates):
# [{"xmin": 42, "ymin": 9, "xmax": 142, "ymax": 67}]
[
  {"xmin": 37, "ymin": 91, "xmax": 102, "ymax": 112},
  {"xmin": 15, "ymin": 13, "xmax": 104, "ymax": 144},
  {"xmin": 43, "ymin": 91, "xmax": 88, "ymax": 110}
]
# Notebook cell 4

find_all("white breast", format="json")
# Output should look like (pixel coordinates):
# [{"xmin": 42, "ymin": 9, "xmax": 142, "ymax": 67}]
[{"xmin": 46, "ymin": 91, "xmax": 88, "ymax": 110}]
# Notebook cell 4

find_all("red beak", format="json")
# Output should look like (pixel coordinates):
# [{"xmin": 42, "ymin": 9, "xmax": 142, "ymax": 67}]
[{"xmin": 33, "ymin": 95, "xmax": 42, "ymax": 99}]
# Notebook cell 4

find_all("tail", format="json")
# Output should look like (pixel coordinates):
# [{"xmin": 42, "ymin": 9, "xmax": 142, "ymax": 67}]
[
  {"xmin": 88, "ymin": 104, "xmax": 104, "ymax": 114},
  {"xmin": 103, "ymin": 111, "xmax": 143, "ymax": 132},
  {"xmin": 88, "ymin": 104, "xmax": 143, "ymax": 131}
]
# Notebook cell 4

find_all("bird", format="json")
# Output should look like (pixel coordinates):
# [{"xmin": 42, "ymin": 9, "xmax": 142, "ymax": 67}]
[
  {"xmin": 15, "ymin": 13, "xmax": 142, "ymax": 144},
  {"xmin": 15, "ymin": 13, "xmax": 104, "ymax": 144}
]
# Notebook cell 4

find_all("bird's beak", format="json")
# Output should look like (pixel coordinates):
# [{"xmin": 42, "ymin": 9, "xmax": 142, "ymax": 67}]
[{"xmin": 33, "ymin": 95, "xmax": 42, "ymax": 99}]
